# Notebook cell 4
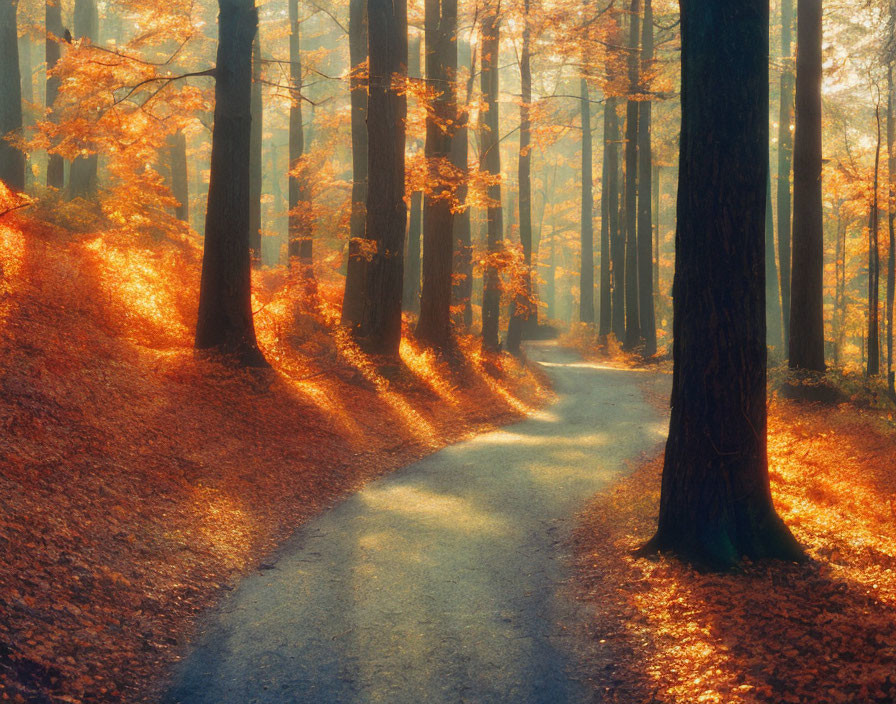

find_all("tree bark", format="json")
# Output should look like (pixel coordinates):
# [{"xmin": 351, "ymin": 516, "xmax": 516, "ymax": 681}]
[
  {"xmin": 636, "ymin": 0, "xmax": 656, "ymax": 355},
  {"xmin": 578, "ymin": 77, "xmax": 595, "ymax": 325},
  {"xmin": 451, "ymin": 38, "xmax": 474, "ymax": 328},
  {"xmin": 403, "ymin": 34, "xmax": 423, "ymax": 312},
  {"xmin": 766, "ymin": 169, "xmax": 784, "ymax": 352},
  {"xmin": 777, "ymin": 0, "xmax": 794, "ymax": 350},
  {"xmin": 287, "ymin": 0, "xmax": 313, "ymax": 265},
  {"xmin": 789, "ymin": 0, "xmax": 825, "ymax": 372},
  {"xmin": 45, "ymin": 0, "xmax": 63, "ymax": 189},
  {"xmin": 417, "ymin": 0, "xmax": 457, "ymax": 348},
  {"xmin": 607, "ymin": 97, "xmax": 624, "ymax": 341},
  {"xmin": 194, "ymin": 0, "xmax": 266, "ymax": 367},
  {"xmin": 69, "ymin": 0, "xmax": 99, "ymax": 199},
  {"xmin": 598, "ymin": 94, "xmax": 614, "ymax": 337},
  {"xmin": 622, "ymin": 0, "xmax": 641, "ymax": 350},
  {"xmin": 356, "ymin": 0, "xmax": 407, "ymax": 356},
  {"xmin": 340, "ymin": 0, "xmax": 368, "ymax": 326},
  {"xmin": 249, "ymin": 36, "xmax": 263, "ymax": 263},
  {"xmin": 0, "ymin": 0, "xmax": 24, "ymax": 191},
  {"xmin": 479, "ymin": 9, "xmax": 502, "ymax": 352},
  {"xmin": 868, "ymin": 100, "xmax": 882, "ymax": 377},
  {"xmin": 642, "ymin": 0, "xmax": 802, "ymax": 569},
  {"xmin": 166, "ymin": 131, "xmax": 189, "ymax": 222},
  {"xmin": 888, "ymin": 62, "xmax": 895, "ymax": 395}
]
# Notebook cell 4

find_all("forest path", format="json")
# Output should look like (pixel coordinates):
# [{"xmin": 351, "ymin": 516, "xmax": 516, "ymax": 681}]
[{"xmin": 164, "ymin": 341, "xmax": 670, "ymax": 704}]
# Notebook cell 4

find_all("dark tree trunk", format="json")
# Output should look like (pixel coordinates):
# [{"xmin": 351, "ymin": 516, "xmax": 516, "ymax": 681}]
[
  {"xmin": 578, "ymin": 77, "xmax": 595, "ymax": 325},
  {"xmin": 249, "ymin": 36, "xmax": 263, "ymax": 263},
  {"xmin": 194, "ymin": 0, "xmax": 266, "ymax": 367},
  {"xmin": 507, "ymin": 0, "xmax": 534, "ymax": 353},
  {"xmin": 403, "ymin": 34, "xmax": 423, "ymax": 313},
  {"xmin": 340, "ymin": 0, "xmax": 368, "ymax": 326},
  {"xmin": 356, "ymin": 0, "xmax": 407, "ymax": 356},
  {"xmin": 288, "ymin": 0, "xmax": 312, "ymax": 264},
  {"xmin": 45, "ymin": 0, "xmax": 64, "ymax": 189},
  {"xmin": 69, "ymin": 0, "xmax": 99, "ymax": 199},
  {"xmin": 636, "ymin": 0, "xmax": 656, "ymax": 355},
  {"xmin": 451, "ymin": 38, "xmax": 474, "ymax": 328},
  {"xmin": 598, "ymin": 95, "xmax": 614, "ymax": 337},
  {"xmin": 607, "ymin": 97, "xmax": 624, "ymax": 341},
  {"xmin": 868, "ymin": 102, "xmax": 882, "ymax": 377},
  {"xmin": 0, "ymin": 0, "xmax": 24, "ymax": 190},
  {"xmin": 417, "ymin": 0, "xmax": 457, "ymax": 348},
  {"xmin": 168, "ymin": 131, "xmax": 189, "ymax": 222},
  {"xmin": 888, "ymin": 63, "xmax": 895, "ymax": 396},
  {"xmin": 18, "ymin": 32, "xmax": 30, "ymax": 189},
  {"xmin": 479, "ymin": 10, "xmax": 502, "ymax": 352},
  {"xmin": 642, "ymin": 0, "xmax": 803, "ymax": 570},
  {"xmin": 622, "ymin": 0, "xmax": 641, "ymax": 350},
  {"xmin": 777, "ymin": 0, "xmax": 794, "ymax": 351},
  {"xmin": 766, "ymin": 169, "xmax": 784, "ymax": 352},
  {"xmin": 789, "ymin": 0, "xmax": 825, "ymax": 372}
]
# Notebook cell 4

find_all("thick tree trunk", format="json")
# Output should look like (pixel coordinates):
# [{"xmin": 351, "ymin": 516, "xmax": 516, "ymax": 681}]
[
  {"xmin": 287, "ymin": 0, "xmax": 312, "ymax": 264},
  {"xmin": 69, "ymin": 0, "xmax": 99, "ymax": 199},
  {"xmin": 356, "ymin": 0, "xmax": 407, "ymax": 356},
  {"xmin": 403, "ymin": 35, "xmax": 423, "ymax": 312},
  {"xmin": 451, "ymin": 38, "xmax": 474, "ymax": 329},
  {"xmin": 507, "ymin": 1, "xmax": 534, "ymax": 353},
  {"xmin": 766, "ymin": 170, "xmax": 784, "ymax": 352},
  {"xmin": 789, "ymin": 0, "xmax": 825, "ymax": 372},
  {"xmin": 0, "ymin": 0, "xmax": 24, "ymax": 190},
  {"xmin": 340, "ymin": 0, "xmax": 368, "ymax": 326},
  {"xmin": 45, "ymin": 0, "xmax": 63, "ymax": 189},
  {"xmin": 479, "ymin": 10, "xmax": 502, "ymax": 352},
  {"xmin": 249, "ymin": 36, "xmax": 263, "ymax": 263},
  {"xmin": 417, "ymin": 0, "xmax": 457, "ymax": 348},
  {"xmin": 868, "ymin": 103, "xmax": 882, "ymax": 377},
  {"xmin": 636, "ymin": 0, "xmax": 656, "ymax": 355},
  {"xmin": 194, "ymin": 0, "xmax": 266, "ymax": 367},
  {"xmin": 578, "ymin": 77, "xmax": 595, "ymax": 326},
  {"xmin": 622, "ymin": 0, "xmax": 641, "ymax": 350},
  {"xmin": 642, "ymin": 0, "xmax": 802, "ymax": 569},
  {"xmin": 168, "ymin": 131, "xmax": 189, "ymax": 222},
  {"xmin": 778, "ymin": 0, "xmax": 794, "ymax": 351}
]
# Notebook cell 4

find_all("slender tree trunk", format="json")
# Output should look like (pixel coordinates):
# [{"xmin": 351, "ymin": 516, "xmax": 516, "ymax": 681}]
[
  {"xmin": 356, "ymin": 0, "xmax": 407, "ymax": 356},
  {"xmin": 479, "ymin": 9, "xmax": 502, "ymax": 351},
  {"xmin": 341, "ymin": 0, "xmax": 368, "ymax": 326},
  {"xmin": 168, "ymin": 131, "xmax": 189, "ymax": 222},
  {"xmin": 654, "ymin": 164, "xmax": 660, "ymax": 298},
  {"xmin": 778, "ymin": 0, "xmax": 795, "ymax": 351},
  {"xmin": 403, "ymin": 34, "xmax": 423, "ymax": 312},
  {"xmin": 451, "ymin": 38, "xmax": 475, "ymax": 328},
  {"xmin": 69, "ymin": 0, "xmax": 99, "ymax": 199},
  {"xmin": 868, "ymin": 101, "xmax": 882, "ymax": 377},
  {"xmin": 508, "ymin": 1, "xmax": 534, "ymax": 353},
  {"xmin": 766, "ymin": 170, "xmax": 784, "ymax": 352},
  {"xmin": 598, "ymin": 95, "xmax": 614, "ymax": 337},
  {"xmin": 833, "ymin": 203, "xmax": 844, "ymax": 367},
  {"xmin": 578, "ymin": 77, "xmax": 595, "ymax": 325},
  {"xmin": 888, "ymin": 62, "xmax": 895, "ymax": 395},
  {"xmin": 288, "ymin": 0, "xmax": 312, "ymax": 265},
  {"xmin": 643, "ymin": 0, "xmax": 802, "ymax": 569},
  {"xmin": 622, "ymin": 0, "xmax": 641, "ymax": 350},
  {"xmin": 45, "ymin": 0, "xmax": 63, "ymax": 189},
  {"xmin": 249, "ymin": 36, "xmax": 263, "ymax": 262},
  {"xmin": 18, "ymin": 32, "xmax": 30, "ymax": 189},
  {"xmin": 195, "ymin": 0, "xmax": 266, "ymax": 367},
  {"xmin": 607, "ymin": 97, "xmax": 624, "ymax": 341},
  {"xmin": 637, "ymin": 0, "xmax": 656, "ymax": 355},
  {"xmin": 789, "ymin": 0, "xmax": 825, "ymax": 372},
  {"xmin": 417, "ymin": 0, "xmax": 458, "ymax": 348},
  {"xmin": 0, "ymin": 0, "xmax": 24, "ymax": 190}
]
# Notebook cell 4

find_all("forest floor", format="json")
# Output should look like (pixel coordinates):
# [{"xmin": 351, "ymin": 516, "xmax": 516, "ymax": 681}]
[
  {"xmin": 572, "ymin": 355, "xmax": 896, "ymax": 703},
  {"xmin": 0, "ymin": 213, "xmax": 550, "ymax": 704}
]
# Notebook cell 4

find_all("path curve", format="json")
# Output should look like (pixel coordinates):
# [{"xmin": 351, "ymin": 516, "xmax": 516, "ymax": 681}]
[{"xmin": 164, "ymin": 342, "xmax": 669, "ymax": 704}]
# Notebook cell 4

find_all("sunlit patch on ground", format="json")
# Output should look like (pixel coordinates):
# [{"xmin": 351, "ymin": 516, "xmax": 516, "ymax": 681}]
[
  {"xmin": 573, "ymin": 399, "xmax": 896, "ymax": 704},
  {"xmin": 0, "ymin": 223, "xmax": 25, "ymax": 330}
]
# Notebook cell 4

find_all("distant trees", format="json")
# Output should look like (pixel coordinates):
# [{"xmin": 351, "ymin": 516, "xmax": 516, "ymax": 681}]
[
  {"xmin": 1, "ymin": 0, "xmax": 24, "ymax": 191},
  {"xmin": 578, "ymin": 76, "xmax": 595, "ymax": 326},
  {"xmin": 45, "ymin": 0, "xmax": 63, "ymax": 190},
  {"xmin": 789, "ymin": 0, "xmax": 825, "ymax": 372},
  {"xmin": 287, "ymin": 0, "xmax": 312, "ymax": 265},
  {"xmin": 644, "ymin": 0, "xmax": 802, "ymax": 569},
  {"xmin": 69, "ymin": 0, "xmax": 99, "ymax": 199},
  {"xmin": 778, "ymin": 0, "xmax": 795, "ymax": 352},
  {"xmin": 249, "ymin": 36, "xmax": 263, "ymax": 262},
  {"xmin": 194, "ymin": 0, "xmax": 266, "ymax": 367},
  {"xmin": 622, "ymin": 0, "xmax": 641, "ymax": 351}
]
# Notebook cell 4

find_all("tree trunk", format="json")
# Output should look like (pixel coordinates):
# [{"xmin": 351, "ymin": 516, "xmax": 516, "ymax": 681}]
[
  {"xmin": 168, "ymin": 131, "xmax": 189, "ymax": 222},
  {"xmin": 622, "ymin": 0, "xmax": 641, "ymax": 350},
  {"xmin": 766, "ymin": 169, "xmax": 784, "ymax": 353},
  {"xmin": 194, "ymin": 0, "xmax": 266, "ymax": 367},
  {"xmin": 888, "ymin": 62, "xmax": 895, "ymax": 395},
  {"xmin": 288, "ymin": 0, "xmax": 312, "ymax": 265},
  {"xmin": 356, "ymin": 0, "xmax": 407, "ymax": 356},
  {"xmin": 45, "ymin": 0, "xmax": 64, "ymax": 189},
  {"xmin": 507, "ymin": 0, "xmax": 534, "ymax": 353},
  {"xmin": 403, "ymin": 34, "xmax": 423, "ymax": 313},
  {"xmin": 778, "ymin": 0, "xmax": 794, "ymax": 351},
  {"xmin": 479, "ymin": 10, "xmax": 502, "ymax": 352},
  {"xmin": 451, "ymin": 38, "xmax": 474, "ymax": 328},
  {"xmin": 598, "ymin": 95, "xmax": 614, "ymax": 337},
  {"xmin": 69, "ymin": 0, "xmax": 99, "ymax": 199},
  {"xmin": 18, "ymin": 32, "xmax": 30, "ymax": 189},
  {"xmin": 249, "ymin": 36, "xmax": 263, "ymax": 263},
  {"xmin": 637, "ymin": 0, "xmax": 656, "ymax": 356},
  {"xmin": 340, "ymin": 0, "xmax": 368, "ymax": 326},
  {"xmin": 578, "ymin": 77, "xmax": 595, "ymax": 325},
  {"xmin": 417, "ymin": 0, "xmax": 457, "ymax": 348},
  {"xmin": 643, "ymin": 0, "xmax": 802, "ymax": 570},
  {"xmin": 868, "ymin": 101, "xmax": 881, "ymax": 377},
  {"xmin": 0, "ymin": 0, "xmax": 24, "ymax": 191},
  {"xmin": 607, "ymin": 97, "xmax": 624, "ymax": 341},
  {"xmin": 789, "ymin": 0, "xmax": 825, "ymax": 372}
]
